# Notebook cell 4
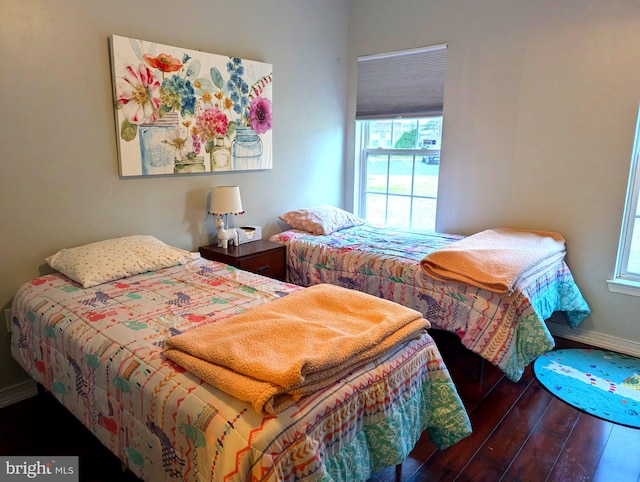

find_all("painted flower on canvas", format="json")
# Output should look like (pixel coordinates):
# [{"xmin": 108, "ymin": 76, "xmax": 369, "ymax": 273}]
[
  {"xmin": 115, "ymin": 64, "xmax": 161, "ymax": 126},
  {"xmin": 143, "ymin": 53, "xmax": 182, "ymax": 73},
  {"xmin": 115, "ymin": 53, "xmax": 272, "ymax": 151},
  {"xmin": 225, "ymin": 58, "xmax": 273, "ymax": 131},
  {"xmin": 250, "ymin": 96, "xmax": 273, "ymax": 134}
]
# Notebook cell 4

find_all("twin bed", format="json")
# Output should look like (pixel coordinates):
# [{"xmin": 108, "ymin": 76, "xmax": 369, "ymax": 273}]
[
  {"xmin": 10, "ymin": 235, "xmax": 472, "ymax": 482},
  {"xmin": 271, "ymin": 207, "xmax": 591, "ymax": 382}
]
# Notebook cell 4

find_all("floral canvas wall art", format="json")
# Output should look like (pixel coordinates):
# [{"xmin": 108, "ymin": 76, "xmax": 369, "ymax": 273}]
[{"xmin": 109, "ymin": 35, "xmax": 273, "ymax": 176}]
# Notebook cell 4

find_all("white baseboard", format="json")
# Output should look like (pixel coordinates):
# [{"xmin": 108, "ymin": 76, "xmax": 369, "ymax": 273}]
[
  {"xmin": 548, "ymin": 321, "xmax": 640, "ymax": 358},
  {"xmin": 0, "ymin": 380, "xmax": 38, "ymax": 409}
]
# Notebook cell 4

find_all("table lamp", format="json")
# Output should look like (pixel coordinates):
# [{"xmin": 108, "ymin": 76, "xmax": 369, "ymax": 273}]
[{"xmin": 209, "ymin": 185, "xmax": 244, "ymax": 230}]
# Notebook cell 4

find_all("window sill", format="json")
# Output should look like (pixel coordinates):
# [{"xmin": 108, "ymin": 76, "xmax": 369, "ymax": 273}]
[{"xmin": 607, "ymin": 278, "xmax": 640, "ymax": 297}]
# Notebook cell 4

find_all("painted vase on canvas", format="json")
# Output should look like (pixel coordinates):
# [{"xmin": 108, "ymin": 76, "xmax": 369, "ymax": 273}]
[
  {"xmin": 210, "ymin": 136, "xmax": 231, "ymax": 171},
  {"xmin": 139, "ymin": 112, "xmax": 179, "ymax": 175},
  {"xmin": 174, "ymin": 156, "xmax": 205, "ymax": 174},
  {"xmin": 232, "ymin": 127, "xmax": 263, "ymax": 170}
]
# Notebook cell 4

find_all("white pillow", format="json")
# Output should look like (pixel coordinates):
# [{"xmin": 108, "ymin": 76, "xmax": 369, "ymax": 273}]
[
  {"xmin": 46, "ymin": 235, "xmax": 196, "ymax": 288},
  {"xmin": 278, "ymin": 205, "xmax": 365, "ymax": 235}
]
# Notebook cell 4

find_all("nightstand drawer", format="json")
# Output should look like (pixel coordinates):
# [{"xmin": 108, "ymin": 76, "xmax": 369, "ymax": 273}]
[
  {"xmin": 237, "ymin": 250, "xmax": 285, "ymax": 281},
  {"xmin": 199, "ymin": 239, "xmax": 287, "ymax": 282}
]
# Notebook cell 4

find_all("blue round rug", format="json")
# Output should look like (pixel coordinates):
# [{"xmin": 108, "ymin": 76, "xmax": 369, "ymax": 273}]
[{"xmin": 533, "ymin": 348, "xmax": 640, "ymax": 429}]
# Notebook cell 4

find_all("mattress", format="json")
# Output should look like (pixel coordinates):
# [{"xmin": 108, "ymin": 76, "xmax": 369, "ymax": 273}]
[
  {"xmin": 10, "ymin": 256, "xmax": 472, "ymax": 482},
  {"xmin": 270, "ymin": 224, "xmax": 591, "ymax": 382}
]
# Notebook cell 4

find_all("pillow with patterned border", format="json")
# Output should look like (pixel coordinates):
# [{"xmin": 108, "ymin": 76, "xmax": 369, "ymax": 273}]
[
  {"xmin": 46, "ymin": 235, "xmax": 197, "ymax": 288},
  {"xmin": 278, "ymin": 205, "xmax": 365, "ymax": 235}
]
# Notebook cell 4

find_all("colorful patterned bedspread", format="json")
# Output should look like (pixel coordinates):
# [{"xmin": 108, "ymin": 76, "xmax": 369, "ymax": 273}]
[
  {"xmin": 270, "ymin": 224, "xmax": 591, "ymax": 382},
  {"xmin": 10, "ymin": 257, "xmax": 472, "ymax": 482}
]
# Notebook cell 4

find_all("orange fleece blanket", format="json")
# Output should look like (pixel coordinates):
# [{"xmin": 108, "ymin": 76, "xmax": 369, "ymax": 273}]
[
  {"xmin": 419, "ymin": 228, "xmax": 566, "ymax": 294},
  {"xmin": 163, "ymin": 283, "xmax": 429, "ymax": 415}
]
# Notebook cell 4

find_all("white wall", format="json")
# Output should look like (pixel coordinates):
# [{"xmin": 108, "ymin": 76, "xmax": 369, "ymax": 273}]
[
  {"xmin": 0, "ymin": 0, "xmax": 348, "ymax": 390},
  {"xmin": 346, "ymin": 0, "xmax": 640, "ymax": 347}
]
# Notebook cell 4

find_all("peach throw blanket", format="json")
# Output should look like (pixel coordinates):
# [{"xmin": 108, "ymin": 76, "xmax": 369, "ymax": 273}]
[
  {"xmin": 419, "ymin": 228, "xmax": 566, "ymax": 294},
  {"xmin": 163, "ymin": 283, "xmax": 429, "ymax": 415}
]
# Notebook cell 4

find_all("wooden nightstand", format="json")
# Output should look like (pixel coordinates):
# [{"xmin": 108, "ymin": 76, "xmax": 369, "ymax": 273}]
[{"xmin": 199, "ymin": 239, "xmax": 286, "ymax": 282}]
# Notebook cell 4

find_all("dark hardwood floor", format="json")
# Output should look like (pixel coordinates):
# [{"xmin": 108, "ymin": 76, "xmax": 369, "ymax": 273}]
[
  {"xmin": 1, "ymin": 331, "xmax": 639, "ymax": 481},
  {"xmin": 371, "ymin": 331, "xmax": 640, "ymax": 482}
]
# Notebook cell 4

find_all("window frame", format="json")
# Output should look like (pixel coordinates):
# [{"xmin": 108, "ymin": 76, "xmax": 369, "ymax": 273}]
[
  {"xmin": 608, "ymin": 105, "xmax": 640, "ymax": 296},
  {"xmin": 356, "ymin": 117, "xmax": 441, "ymax": 232}
]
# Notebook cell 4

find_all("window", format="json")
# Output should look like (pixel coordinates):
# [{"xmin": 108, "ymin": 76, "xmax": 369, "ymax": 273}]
[
  {"xmin": 355, "ymin": 44, "xmax": 447, "ymax": 232},
  {"xmin": 609, "ymin": 105, "xmax": 640, "ymax": 296},
  {"xmin": 358, "ymin": 117, "xmax": 442, "ymax": 231}
]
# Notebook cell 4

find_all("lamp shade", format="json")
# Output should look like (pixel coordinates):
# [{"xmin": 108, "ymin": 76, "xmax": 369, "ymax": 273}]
[{"xmin": 209, "ymin": 186, "xmax": 244, "ymax": 215}]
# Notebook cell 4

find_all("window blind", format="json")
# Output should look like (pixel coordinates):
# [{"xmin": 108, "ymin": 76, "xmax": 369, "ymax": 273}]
[{"xmin": 356, "ymin": 44, "xmax": 447, "ymax": 120}]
